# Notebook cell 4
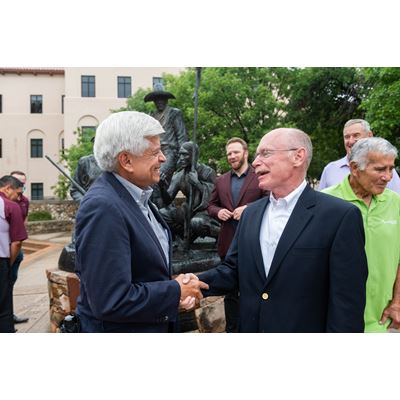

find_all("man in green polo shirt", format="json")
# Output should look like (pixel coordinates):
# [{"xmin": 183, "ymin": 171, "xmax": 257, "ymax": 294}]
[{"xmin": 323, "ymin": 137, "xmax": 400, "ymax": 332}]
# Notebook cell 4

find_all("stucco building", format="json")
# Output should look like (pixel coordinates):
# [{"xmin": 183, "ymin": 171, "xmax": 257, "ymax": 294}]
[{"xmin": 0, "ymin": 67, "xmax": 184, "ymax": 199}]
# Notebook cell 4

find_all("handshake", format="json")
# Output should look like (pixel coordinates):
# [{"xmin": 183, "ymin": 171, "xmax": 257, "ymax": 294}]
[{"xmin": 175, "ymin": 273, "xmax": 209, "ymax": 311}]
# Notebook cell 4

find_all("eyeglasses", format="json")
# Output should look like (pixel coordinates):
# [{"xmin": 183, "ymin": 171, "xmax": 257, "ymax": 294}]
[{"xmin": 254, "ymin": 148, "xmax": 299, "ymax": 160}]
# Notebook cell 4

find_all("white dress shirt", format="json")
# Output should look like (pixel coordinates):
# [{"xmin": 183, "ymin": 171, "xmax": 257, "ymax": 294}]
[{"xmin": 259, "ymin": 180, "xmax": 307, "ymax": 278}]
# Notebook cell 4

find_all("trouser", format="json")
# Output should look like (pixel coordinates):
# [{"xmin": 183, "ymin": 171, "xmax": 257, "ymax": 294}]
[
  {"xmin": 220, "ymin": 255, "xmax": 239, "ymax": 333},
  {"xmin": 11, "ymin": 250, "xmax": 24, "ymax": 286},
  {"xmin": 0, "ymin": 258, "xmax": 14, "ymax": 333},
  {"xmin": 224, "ymin": 291, "xmax": 239, "ymax": 333}
]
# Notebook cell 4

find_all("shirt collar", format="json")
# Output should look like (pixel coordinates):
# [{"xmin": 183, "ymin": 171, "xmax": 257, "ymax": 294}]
[
  {"xmin": 231, "ymin": 166, "xmax": 249, "ymax": 178},
  {"xmin": 340, "ymin": 155, "xmax": 350, "ymax": 168},
  {"xmin": 113, "ymin": 173, "xmax": 153, "ymax": 207},
  {"xmin": 269, "ymin": 180, "xmax": 307, "ymax": 209},
  {"xmin": 340, "ymin": 175, "xmax": 387, "ymax": 204}
]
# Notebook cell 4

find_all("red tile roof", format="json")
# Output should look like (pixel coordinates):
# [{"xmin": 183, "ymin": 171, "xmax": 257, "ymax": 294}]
[{"xmin": 0, "ymin": 67, "xmax": 65, "ymax": 75}]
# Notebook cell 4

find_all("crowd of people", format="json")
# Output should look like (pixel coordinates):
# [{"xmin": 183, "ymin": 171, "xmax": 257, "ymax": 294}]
[{"xmin": 1, "ymin": 101, "xmax": 399, "ymax": 333}]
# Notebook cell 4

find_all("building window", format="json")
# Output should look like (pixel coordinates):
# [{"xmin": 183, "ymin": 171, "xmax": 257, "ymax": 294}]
[
  {"xmin": 81, "ymin": 126, "xmax": 96, "ymax": 141},
  {"xmin": 117, "ymin": 76, "xmax": 131, "ymax": 98},
  {"xmin": 81, "ymin": 75, "xmax": 95, "ymax": 97},
  {"xmin": 153, "ymin": 77, "xmax": 164, "ymax": 89},
  {"xmin": 0, "ymin": 94, "xmax": 2, "ymax": 113},
  {"xmin": 31, "ymin": 183, "xmax": 44, "ymax": 200},
  {"xmin": 30, "ymin": 139, "xmax": 43, "ymax": 158},
  {"xmin": 31, "ymin": 95, "xmax": 43, "ymax": 113},
  {"xmin": 0, "ymin": 138, "xmax": 2, "ymax": 158},
  {"xmin": 61, "ymin": 95, "xmax": 65, "ymax": 114}
]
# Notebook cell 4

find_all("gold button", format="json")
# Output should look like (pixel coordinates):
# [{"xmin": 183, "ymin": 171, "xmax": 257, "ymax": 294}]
[{"xmin": 262, "ymin": 293, "xmax": 269, "ymax": 300}]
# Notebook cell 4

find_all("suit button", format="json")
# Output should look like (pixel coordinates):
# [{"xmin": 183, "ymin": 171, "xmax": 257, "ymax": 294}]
[{"xmin": 261, "ymin": 292, "xmax": 269, "ymax": 300}]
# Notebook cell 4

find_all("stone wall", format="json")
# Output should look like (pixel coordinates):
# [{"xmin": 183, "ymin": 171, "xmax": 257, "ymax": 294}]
[
  {"xmin": 29, "ymin": 200, "xmax": 78, "ymax": 222},
  {"xmin": 27, "ymin": 200, "xmax": 77, "ymax": 234},
  {"xmin": 28, "ymin": 220, "xmax": 74, "ymax": 235}
]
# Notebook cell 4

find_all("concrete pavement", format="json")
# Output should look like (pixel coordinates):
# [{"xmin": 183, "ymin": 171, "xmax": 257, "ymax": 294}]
[{"xmin": 13, "ymin": 232, "xmax": 71, "ymax": 333}]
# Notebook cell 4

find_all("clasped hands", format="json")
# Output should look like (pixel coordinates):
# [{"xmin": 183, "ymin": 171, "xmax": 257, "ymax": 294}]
[{"xmin": 175, "ymin": 273, "xmax": 208, "ymax": 311}]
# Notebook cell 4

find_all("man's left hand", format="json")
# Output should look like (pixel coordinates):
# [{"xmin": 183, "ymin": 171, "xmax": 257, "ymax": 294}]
[
  {"xmin": 233, "ymin": 205, "xmax": 247, "ymax": 220},
  {"xmin": 379, "ymin": 301, "xmax": 400, "ymax": 330}
]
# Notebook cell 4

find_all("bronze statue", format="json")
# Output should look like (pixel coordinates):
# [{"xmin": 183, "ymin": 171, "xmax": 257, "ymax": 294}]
[
  {"xmin": 159, "ymin": 141, "xmax": 220, "ymax": 243},
  {"xmin": 70, "ymin": 154, "xmax": 102, "ymax": 203},
  {"xmin": 144, "ymin": 84, "xmax": 188, "ymax": 208},
  {"xmin": 58, "ymin": 153, "xmax": 102, "ymax": 272}
]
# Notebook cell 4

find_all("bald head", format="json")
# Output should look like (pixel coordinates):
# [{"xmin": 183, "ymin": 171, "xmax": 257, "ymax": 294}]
[
  {"xmin": 261, "ymin": 128, "xmax": 313, "ymax": 169},
  {"xmin": 253, "ymin": 128, "xmax": 312, "ymax": 198}
]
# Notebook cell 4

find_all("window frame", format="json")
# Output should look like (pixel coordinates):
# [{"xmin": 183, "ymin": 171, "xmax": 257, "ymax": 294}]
[
  {"xmin": 81, "ymin": 75, "xmax": 96, "ymax": 97},
  {"xmin": 30, "ymin": 138, "xmax": 43, "ymax": 158},
  {"xmin": 30, "ymin": 95, "xmax": 43, "ymax": 113}
]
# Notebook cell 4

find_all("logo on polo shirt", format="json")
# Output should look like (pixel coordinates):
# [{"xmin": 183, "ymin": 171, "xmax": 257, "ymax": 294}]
[{"xmin": 381, "ymin": 219, "xmax": 397, "ymax": 225}]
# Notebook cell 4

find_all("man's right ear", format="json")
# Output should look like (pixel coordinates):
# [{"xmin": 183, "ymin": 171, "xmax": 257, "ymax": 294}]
[{"xmin": 117, "ymin": 151, "xmax": 134, "ymax": 173}]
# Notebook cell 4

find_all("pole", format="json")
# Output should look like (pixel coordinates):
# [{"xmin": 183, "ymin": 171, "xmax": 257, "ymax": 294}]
[
  {"xmin": 183, "ymin": 68, "xmax": 202, "ymax": 250},
  {"xmin": 45, "ymin": 155, "xmax": 86, "ymax": 196}
]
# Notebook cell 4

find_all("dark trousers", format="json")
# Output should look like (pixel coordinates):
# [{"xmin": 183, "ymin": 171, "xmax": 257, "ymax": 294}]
[
  {"xmin": 0, "ymin": 258, "xmax": 14, "ymax": 333},
  {"xmin": 220, "ymin": 255, "xmax": 239, "ymax": 333},
  {"xmin": 11, "ymin": 250, "xmax": 24, "ymax": 286},
  {"xmin": 224, "ymin": 291, "xmax": 239, "ymax": 333}
]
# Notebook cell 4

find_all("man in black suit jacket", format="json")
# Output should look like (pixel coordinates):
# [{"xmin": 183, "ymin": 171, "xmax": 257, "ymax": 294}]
[
  {"xmin": 75, "ymin": 111, "xmax": 207, "ymax": 333},
  {"xmin": 199, "ymin": 128, "xmax": 368, "ymax": 332}
]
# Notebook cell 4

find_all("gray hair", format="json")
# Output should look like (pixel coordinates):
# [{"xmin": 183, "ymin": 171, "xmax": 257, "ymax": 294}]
[
  {"xmin": 282, "ymin": 128, "xmax": 313, "ymax": 169},
  {"xmin": 349, "ymin": 137, "xmax": 398, "ymax": 170},
  {"xmin": 344, "ymin": 119, "xmax": 371, "ymax": 134},
  {"xmin": 94, "ymin": 111, "xmax": 165, "ymax": 172}
]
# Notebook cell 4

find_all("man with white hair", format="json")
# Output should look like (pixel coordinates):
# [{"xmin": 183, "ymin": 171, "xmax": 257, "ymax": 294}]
[
  {"xmin": 75, "ymin": 111, "xmax": 208, "ymax": 333},
  {"xmin": 319, "ymin": 119, "xmax": 400, "ymax": 192},
  {"xmin": 198, "ymin": 128, "xmax": 368, "ymax": 332},
  {"xmin": 323, "ymin": 137, "xmax": 400, "ymax": 332}
]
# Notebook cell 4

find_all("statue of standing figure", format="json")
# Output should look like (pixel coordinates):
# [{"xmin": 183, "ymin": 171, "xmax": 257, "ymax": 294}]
[{"xmin": 144, "ymin": 84, "xmax": 188, "ymax": 208}]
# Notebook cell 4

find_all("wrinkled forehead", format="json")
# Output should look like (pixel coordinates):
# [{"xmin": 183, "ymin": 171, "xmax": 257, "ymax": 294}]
[
  {"xmin": 258, "ymin": 131, "xmax": 285, "ymax": 150},
  {"xmin": 343, "ymin": 123, "xmax": 368, "ymax": 137}
]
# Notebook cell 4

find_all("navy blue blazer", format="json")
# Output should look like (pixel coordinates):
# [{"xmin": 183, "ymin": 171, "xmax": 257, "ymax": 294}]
[
  {"xmin": 199, "ymin": 185, "xmax": 368, "ymax": 332},
  {"xmin": 75, "ymin": 172, "xmax": 181, "ymax": 333}
]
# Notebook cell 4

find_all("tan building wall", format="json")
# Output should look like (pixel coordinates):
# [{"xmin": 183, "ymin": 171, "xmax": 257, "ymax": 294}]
[{"xmin": 0, "ymin": 67, "xmax": 184, "ymax": 199}]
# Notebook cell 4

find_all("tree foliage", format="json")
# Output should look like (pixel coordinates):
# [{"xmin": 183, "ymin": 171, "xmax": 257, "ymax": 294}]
[
  {"xmin": 277, "ymin": 67, "xmax": 368, "ymax": 178},
  {"xmin": 52, "ymin": 128, "xmax": 95, "ymax": 199},
  {"xmin": 360, "ymin": 67, "xmax": 400, "ymax": 147},
  {"xmin": 56, "ymin": 67, "xmax": 400, "ymax": 198},
  {"xmin": 124, "ymin": 68, "xmax": 286, "ymax": 172}
]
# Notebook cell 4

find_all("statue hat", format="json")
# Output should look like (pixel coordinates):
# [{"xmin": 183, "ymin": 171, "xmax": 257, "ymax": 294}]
[{"xmin": 144, "ymin": 82, "xmax": 176, "ymax": 103}]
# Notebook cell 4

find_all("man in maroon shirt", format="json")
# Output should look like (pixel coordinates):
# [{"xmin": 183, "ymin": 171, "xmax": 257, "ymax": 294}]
[
  {"xmin": 207, "ymin": 138, "xmax": 266, "ymax": 332},
  {"xmin": 0, "ymin": 176, "xmax": 28, "ymax": 332},
  {"xmin": 10, "ymin": 171, "xmax": 30, "ymax": 324}
]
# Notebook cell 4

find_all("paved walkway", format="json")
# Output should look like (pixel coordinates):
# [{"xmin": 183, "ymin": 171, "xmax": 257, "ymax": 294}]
[{"xmin": 13, "ymin": 232, "xmax": 71, "ymax": 333}]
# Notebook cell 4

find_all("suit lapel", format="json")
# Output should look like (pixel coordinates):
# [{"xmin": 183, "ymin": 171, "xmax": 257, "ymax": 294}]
[
  {"xmin": 265, "ymin": 185, "xmax": 316, "ymax": 286},
  {"xmin": 252, "ymin": 197, "xmax": 270, "ymax": 282},
  {"xmin": 236, "ymin": 168, "xmax": 256, "ymax": 206},
  {"xmin": 104, "ymin": 172, "xmax": 170, "ymax": 271},
  {"xmin": 223, "ymin": 173, "xmax": 234, "ymax": 210}
]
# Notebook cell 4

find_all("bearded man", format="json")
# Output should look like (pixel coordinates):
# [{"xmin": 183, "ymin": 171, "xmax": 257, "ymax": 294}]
[{"xmin": 207, "ymin": 137, "xmax": 266, "ymax": 332}]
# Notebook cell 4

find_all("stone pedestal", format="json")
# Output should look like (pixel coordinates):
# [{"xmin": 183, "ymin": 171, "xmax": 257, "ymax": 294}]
[
  {"xmin": 46, "ymin": 268, "xmax": 227, "ymax": 333},
  {"xmin": 195, "ymin": 296, "xmax": 226, "ymax": 333},
  {"xmin": 46, "ymin": 268, "xmax": 80, "ymax": 332}
]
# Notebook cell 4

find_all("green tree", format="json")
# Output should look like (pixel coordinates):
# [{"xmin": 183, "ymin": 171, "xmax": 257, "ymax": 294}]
[
  {"xmin": 51, "ymin": 127, "xmax": 95, "ymax": 199},
  {"xmin": 124, "ymin": 68, "xmax": 286, "ymax": 172},
  {"xmin": 277, "ymin": 67, "xmax": 368, "ymax": 179},
  {"xmin": 360, "ymin": 67, "xmax": 400, "ymax": 147}
]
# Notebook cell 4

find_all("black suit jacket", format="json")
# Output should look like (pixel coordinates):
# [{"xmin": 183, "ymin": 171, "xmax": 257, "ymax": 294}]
[
  {"xmin": 200, "ymin": 185, "xmax": 368, "ymax": 332},
  {"xmin": 75, "ymin": 172, "xmax": 181, "ymax": 333}
]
